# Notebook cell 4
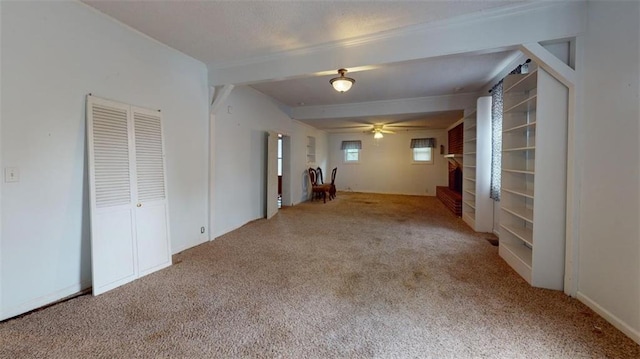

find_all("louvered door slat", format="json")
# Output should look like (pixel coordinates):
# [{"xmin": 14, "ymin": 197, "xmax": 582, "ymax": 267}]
[
  {"xmin": 134, "ymin": 111, "xmax": 166, "ymax": 202},
  {"xmin": 91, "ymin": 104, "xmax": 131, "ymax": 208}
]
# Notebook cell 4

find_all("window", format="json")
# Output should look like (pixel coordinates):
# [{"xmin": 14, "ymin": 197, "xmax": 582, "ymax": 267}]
[
  {"xmin": 409, "ymin": 137, "xmax": 435, "ymax": 164},
  {"xmin": 340, "ymin": 140, "xmax": 362, "ymax": 163},
  {"xmin": 344, "ymin": 148, "xmax": 360, "ymax": 163},
  {"xmin": 412, "ymin": 147, "xmax": 433, "ymax": 163}
]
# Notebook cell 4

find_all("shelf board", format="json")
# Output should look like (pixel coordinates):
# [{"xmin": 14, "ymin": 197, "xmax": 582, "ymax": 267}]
[
  {"xmin": 504, "ymin": 95, "xmax": 537, "ymax": 114},
  {"xmin": 502, "ymin": 205, "xmax": 534, "ymax": 223},
  {"xmin": 500, "ymin": 241, "xmax": 533, "ymax": 269},
  {"xmin": 504, "ymin": 69, "xmax": 538, "ymax": 93},
  {"xmin": 464, "ymin": 189, "xmax": 476, "ymax": 196},
  {"xmin": 464, "ymin": 137, "xmax": 477, "ymax": 143},
  {"xmin": 465, "ymin": 151, "xmax": 476, "ymax": 155},
  {"xmin": 501, "ymin": 224, "xmax": 533, "ymax": 246},
  {"xmin": 463, "ymin": 165, "xmax": 476, "ymax": 168},
  {"xmin": 465, "ymin": 124, "xmax": 477, "ymax": 131},
  {"xmin": 502, "ymin": 168, "xmax": 535, "ymax": 175},
  {"xmin": 464, "ymin": 177, "xmax": 476, "ymax": 182},
  {"xmin": 503, "ymin": 121, "xmax": 537, "ymax": 134},
  {"xmin": 503, "ymin": 146, "xmax": 535, "ymax": 152},
  {"xmin": 502, "ymin": 187, "xmax": 534, "ymax": 199},
  {"xmin": 463, "ymin": 200, "xmax": 476, "ymax": 210}
]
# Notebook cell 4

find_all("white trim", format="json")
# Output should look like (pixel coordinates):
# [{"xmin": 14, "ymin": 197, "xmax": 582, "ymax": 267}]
[
  {"xmin": 209, "ymin": 1, "xmax": 586, "ymax": 86},
  {"xmin": 209, "ymin": 2, "xmax": 571, "ymax": 72},
  {"xmin": 411, "ymin": 147, "xmax": 434, "ymax": 165},
  {"xmin": 577, "ymin": 292, "xmax": 640, "ymax": 345},
  {"xmin": 343, "ymin": 148, "xmax": 360, "ymax": 164},
  {"xmin": 293, "ymin": 93, "xmax": 477, "ymax": 121},
  {"xmin": 519, "ymin": 43, "xmax": 576, "ymax": 87},
  {"xmin": 210, "ymin": 85, "xmax": 234, "ymax": 115},
  {"xmin": 479, "ymin": 52, "xmax": 529, "ymax": 94},
  {"xmin": 1, "ymin": 282, "xmax": 90, "ymax": 321},
  {"xmin": 564, "ymin": 36, "xmax": 584, "ymax": 297}
]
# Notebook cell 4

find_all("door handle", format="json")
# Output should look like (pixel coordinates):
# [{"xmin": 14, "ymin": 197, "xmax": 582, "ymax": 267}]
[{"xmin": 136, "ymin": 203, "xmax": 142, "ymax": 207}]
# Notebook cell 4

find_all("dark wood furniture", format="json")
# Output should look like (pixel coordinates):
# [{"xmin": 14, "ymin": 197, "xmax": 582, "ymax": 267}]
[{"xmin": 308, "ymin": 168, "xmax": 330, "ymax": 203}]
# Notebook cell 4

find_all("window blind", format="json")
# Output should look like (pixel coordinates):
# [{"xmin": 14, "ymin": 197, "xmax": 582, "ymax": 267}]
[
  {"xmin": 341, "ymin": 140, "xmax": 362, "ymax": 150},
  {"xmin": 410, "ymin": 138, "xmax": 435, "ymax": 148}
]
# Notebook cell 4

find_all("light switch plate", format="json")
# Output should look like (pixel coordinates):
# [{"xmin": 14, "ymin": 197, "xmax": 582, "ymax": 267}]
[{"xmin": 5, "ymin": 167, "xmax": 19, "ymax": 183}]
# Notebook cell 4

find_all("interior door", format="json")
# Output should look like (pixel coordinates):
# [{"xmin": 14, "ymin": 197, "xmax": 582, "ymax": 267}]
[
  {"xmin": 266, "ymin": 131, "xmax": 278, "ymax": 219},
  {"xmin": 87, "ymin": 96, "xmax": 171, "ymax": 295},
  {"xmin": 87, "ymin": 96, "xmax": 138, "ymax": 295},
  {"xmin": 132, "ymin": 108, "xmax": 171, "ymax": 276}
]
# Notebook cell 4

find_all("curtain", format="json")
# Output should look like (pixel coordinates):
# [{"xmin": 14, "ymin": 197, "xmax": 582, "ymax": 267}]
[
  {"xmin": 490, "ymin": 59, "xmax": 529, "ymax": 201},
  {"xmin": 340, "ymin": 140, "xmax": 362, "ymax": 150},
  {"xmin": 490, "ymin": 81, "xmax": 503, "ymax": 201},
  {"xmin": 410, "ymin": 138, "xmax": 436, "ymax": 148}
]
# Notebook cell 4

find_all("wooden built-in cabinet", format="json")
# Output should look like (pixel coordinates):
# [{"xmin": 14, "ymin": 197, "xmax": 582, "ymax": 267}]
[{"xmin": 499, "ymin": 63, "xmax": 568, "ymax": 290}]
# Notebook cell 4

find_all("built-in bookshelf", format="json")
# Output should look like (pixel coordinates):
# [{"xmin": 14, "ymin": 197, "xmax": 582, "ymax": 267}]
[
  {"xmin": 462, "ymin": 97, "xmax": 493, "ymax": 232},
  {"xmin": 499, "ymin": 63, "xmax": 568, "ymax": 290},
  {"xmin": 306, "ymin": 136, "xmax": 316, "ymax": 164}
]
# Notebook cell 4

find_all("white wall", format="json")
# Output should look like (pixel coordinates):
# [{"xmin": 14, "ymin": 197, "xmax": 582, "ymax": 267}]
[
  {"xmin": 212, "ymin": 86, "xmax": 327, "ymax": 237},
  {"xmin": 0, "ymin": 2, "xmax": 209, "ymax": 319},
  {"xmin": 577, "ymin": 0, "xmax": 640, "ymax": 343},
  {"xmin": 328, "ymin": 130, "xmax": 448, "ymax": 196}
]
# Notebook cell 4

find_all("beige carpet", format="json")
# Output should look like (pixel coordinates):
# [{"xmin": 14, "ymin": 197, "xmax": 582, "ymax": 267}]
[{"xmin": 1, "ymin": 192, "xmax": 638, "ymax": 358}]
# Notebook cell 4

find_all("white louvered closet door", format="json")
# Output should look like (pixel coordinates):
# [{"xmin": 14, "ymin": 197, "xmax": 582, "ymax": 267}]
[
  {"xmin": 132, "ymin": 107, "xmax": 171, "ymax": 277},
  {"xmin": 87, "ymin": 96, "xmax": 171, "ymax": 296}
]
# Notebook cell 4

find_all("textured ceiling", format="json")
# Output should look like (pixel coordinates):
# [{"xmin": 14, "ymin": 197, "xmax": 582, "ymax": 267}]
[
  {"xmin": 82, "ymin": 0, "xmax": 528, "ymax": 130},
  {"xmin": 251, "ymin": 51, "xmax": 517, "ymax": 108},
  {"xmin": 82, "ymin": 0, "xmax": 525, "ymax": 67}
]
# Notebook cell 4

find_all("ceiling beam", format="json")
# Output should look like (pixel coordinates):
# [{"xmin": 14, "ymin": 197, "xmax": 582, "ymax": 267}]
[
  {"xmin": 519, "ymin": 42, "xmax": 576, "ymax": 87},
  {"xmin": 210, "ymin": 84, "xmax": 234, "ymax": 115},
  {"xmin": 292, "ymin": 93, "xmax": 477, "ymax": 121},
  {"xmin": 208, "ymin": 1, "xmax": 586, "ymax": 86}
]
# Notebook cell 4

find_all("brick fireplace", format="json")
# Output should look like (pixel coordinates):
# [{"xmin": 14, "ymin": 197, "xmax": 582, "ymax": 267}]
[{"xmin": 436, "ymin": 123, "xmax": 463, "ymax": 216}]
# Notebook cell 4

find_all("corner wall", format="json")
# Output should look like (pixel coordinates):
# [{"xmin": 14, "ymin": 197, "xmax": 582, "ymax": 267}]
[
  {"xmin": 0, "ymin": 1, "xmax": 209, "ymax": 319},
  {"xmin": 328, "ymin": 130, "xmax": 448, "ymax": 196},
  {"xmin": 577, "ymin": 0, "xmax": 640, "ymax": 343},
  {"xmin": 212, "ymin": 86, "xmax": 328, "ymax": 238}
]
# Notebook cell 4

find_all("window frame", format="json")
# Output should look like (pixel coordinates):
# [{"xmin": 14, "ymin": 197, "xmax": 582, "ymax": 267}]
[
  {"xmin": 412, "ymin": 147, "xmax": 434, "ymax": 164},
  {"xmin": 344, "ymin": 148, "xmax": 360, "ymax": 164}
]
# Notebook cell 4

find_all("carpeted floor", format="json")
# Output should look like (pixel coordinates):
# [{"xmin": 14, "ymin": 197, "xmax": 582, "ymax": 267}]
[{"xmin": 1, "ymin": 192, "xmax": 638, "ymax": 358}]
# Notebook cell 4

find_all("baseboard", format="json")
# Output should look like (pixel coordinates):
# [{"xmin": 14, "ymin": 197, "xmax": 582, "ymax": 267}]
[
  {"xmin": 1, "ymin": 282, "xmax": 90, "ymax": 321},
  {"xmin": 576, "ymin": 291, "xmax": 640, "ymax": 345},
  {"xmin": 493, "ymin": 228, "xmax": 500, "ymax": 237},
  {"xmin": 172, "ymin": 237, "xmax": 209, "ymax": 255}
]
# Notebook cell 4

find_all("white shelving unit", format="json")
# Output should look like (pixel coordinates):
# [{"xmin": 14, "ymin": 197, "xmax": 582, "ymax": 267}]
[
  {"xmin": 499, "ymin": 65, "xmax": 568, "ymax": 290},
  {"xmin": 462, "ymin": 96, "xmax": 493, "ymax": 232},
  {"xmin": 306, "ymin": 136, "xmax": 316, "ymax": 164}
]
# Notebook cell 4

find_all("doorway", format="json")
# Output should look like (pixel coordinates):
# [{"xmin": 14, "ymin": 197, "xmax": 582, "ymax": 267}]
[
  {"xmin": 266, "ymin": 133, "xmax": 290, "ymax": 219},
  {"xmin": 278, "ymin": 134, "xmax": 283, "ymax": 208}
]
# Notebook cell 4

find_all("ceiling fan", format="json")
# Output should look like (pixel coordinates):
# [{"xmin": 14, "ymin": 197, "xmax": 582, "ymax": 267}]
[
  {"xmin": 370, "ymin": 124, "xmax": 395, "ymax": 139},
  {"xmin": 318, "ymin": 119, "xmax": 434, "ymax": 135}
]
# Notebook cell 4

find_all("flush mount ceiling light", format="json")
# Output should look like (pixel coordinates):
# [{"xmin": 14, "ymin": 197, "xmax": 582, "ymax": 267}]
[{"xmin": 330, "ymin": 68, "xmax": 355, "ymax": 93}]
